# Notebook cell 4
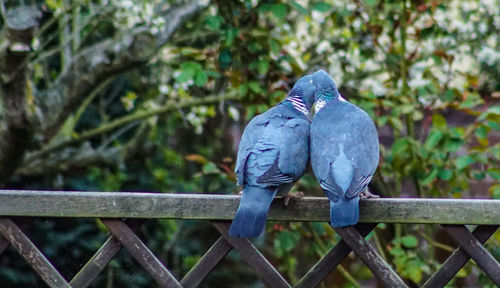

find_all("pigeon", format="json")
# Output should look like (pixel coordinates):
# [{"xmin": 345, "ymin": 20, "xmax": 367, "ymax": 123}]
[
  {"xmin": 310, "ymin": 70, "xmax": 379, "ymax": 228},
  {"xmin": 229, "ymin": 75, "xmax": 315, "ymax": 238}
]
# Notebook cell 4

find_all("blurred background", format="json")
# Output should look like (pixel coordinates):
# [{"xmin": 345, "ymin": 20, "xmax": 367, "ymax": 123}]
[{"xmin": 0, "ymin": 0, "xmax": 499, "ymax": 287}]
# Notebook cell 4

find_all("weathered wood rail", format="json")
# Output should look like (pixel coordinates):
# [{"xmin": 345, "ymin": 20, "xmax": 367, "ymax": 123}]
[{"xmin": 0, "ymin": 190, "xmax": 499, "ymax": 288}]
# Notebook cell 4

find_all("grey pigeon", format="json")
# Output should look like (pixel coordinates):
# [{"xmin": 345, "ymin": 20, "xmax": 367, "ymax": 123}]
[
  {"xmin": 310, "ymin": 70, "xmax": 379, "ymax": 227},
  {"xmin": 229, "ymin": 75, "xmax": 315, "ymax": 238}
]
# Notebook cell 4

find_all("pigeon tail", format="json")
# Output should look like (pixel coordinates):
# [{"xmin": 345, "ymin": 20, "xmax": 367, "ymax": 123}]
[
  {"xmin": 329, "ymin": 196, "xmax": 360, "ymax": 228},
  {"xmin": 331, "ymin": 143, "xmax": 354, "ymax": 194},
  {"xmin": 229, "ymin": 186, "xmax": 278, "ymax": 238}
]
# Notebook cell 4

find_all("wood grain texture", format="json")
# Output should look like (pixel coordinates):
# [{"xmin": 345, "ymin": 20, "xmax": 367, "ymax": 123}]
[
  {"xmin": 442, "ymin": 225, "xmax": 500, "ymax": 286},
  {"xmin": 101, "ymin": 219, "xmax": 181, "ymax": 288},
  {"xmin": 0, "ymin": 191, "xmax": 500, "ymax": 224},
  {"xmin": 180, "ymin": 237, "xmax": 232, "ymax": 288},
  {"xmin": 0, "ymin": 218, "xmax": 70, "ymax": 288},
  {"xmin": 70, "ymin": 220, "xmax": 145, "ymax": 288},
  {"xmin": 422, "ymin": 225, "xmax": 498, "ymax": 288},
  {"xmin": 335, "ymin": 226, "xmax": 409, "ymax": 288},
  {"xmin": 213, "ymin": 222, "xmax": 291, "ymax": 288},
  {"xmin": 295, "ymin": 223, "xmax": 377, "ymax": 288}
]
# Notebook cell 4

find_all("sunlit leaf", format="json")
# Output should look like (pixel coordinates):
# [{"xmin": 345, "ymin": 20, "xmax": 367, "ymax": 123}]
[
  {"xmin": 291, "ymin": 1, "xmax": 308, "ymax": 14},
  {"xmin": 408, "ymin": 264, "xmax": 422, "ymax": 283},
  {"xmin": 438, "ymin": 169, "xmax": 453, "ymax": 181},
  {"xmin": 424, "ymin": 130, "xmax": 443, "ymax": 149},
  {"xmin": 420, "ymin": 168, "xmax": 438, "ymax": 185},
  {"xmin": 487, "ymin": 168, "xmax": 500, "ymax": 181},
  {"xmin": 401, "ymin": 235, "xmax": 418, "ymax": 248},
  {"xmin": 257, "ymin": 59, "xmax": 269, "ymax": 75},
  {"xmin": 432, "ymin": 114, "xmax": 447, "ymax": 128},
  {"xmin": 248, "ymin": 81, "xmax": 262, "ymax": 93},
  {"xmin": 194, "ymin": 71, "xmax": 207, "ymax": 86},
  {"xmin": 312, "ymin": 2, "xmax": 332, "ymax": 12},
  {"xmin": 271, "ymin": 3, "xmax": 287, "ymax": 19},
  {"xmin": 455, "ymin": 155, "xmax": 475, "ymax": 170}
]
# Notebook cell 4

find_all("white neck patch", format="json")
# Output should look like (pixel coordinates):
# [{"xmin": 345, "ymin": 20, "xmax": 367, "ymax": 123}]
[
  {"xmin": 287, "ymin": 96, "xmax": 310, "ymax": 116},
  {"xmin": 314, "ymin": 99, "xmax": 326, "ymax": 113},
  {"xmin": 315, "ymin": 94, "xmax": 347, "ymax": 113}
]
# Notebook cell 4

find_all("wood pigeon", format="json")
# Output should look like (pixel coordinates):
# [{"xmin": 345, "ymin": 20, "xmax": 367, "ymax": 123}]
[
  {"xmin": 310, "ymin": 70, "xmax": 379, "ymax": 228},
  {"xmin": 229, "ymin": 75, "xmax": 315, "ymax": 238}
]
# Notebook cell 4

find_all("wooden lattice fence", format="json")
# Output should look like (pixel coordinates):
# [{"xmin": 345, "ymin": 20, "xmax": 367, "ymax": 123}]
[{"xmin": 0, "ymin": 190, "xmax": 499, "ymax": 287}]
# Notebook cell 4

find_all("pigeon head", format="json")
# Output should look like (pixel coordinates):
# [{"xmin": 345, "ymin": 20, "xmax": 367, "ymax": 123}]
[
  {"xmin": 285, "ymin": 75, "xmax": 315, "ymax": 115},
  {"xmin": 312, "ymin": 70, "xmax": 342, "ymax": 113}
]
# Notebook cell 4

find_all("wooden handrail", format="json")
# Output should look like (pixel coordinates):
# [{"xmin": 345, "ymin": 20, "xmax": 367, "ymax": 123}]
[{"xmin": 0, "ymin": 190, "xmax": 499, "ymax": 224}]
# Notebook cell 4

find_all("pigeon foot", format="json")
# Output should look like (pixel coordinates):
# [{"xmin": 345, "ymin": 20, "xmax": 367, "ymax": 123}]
[
  {"xmin": 360, "ymin": 188, "xmax": 379, "ymax": 199},
  {"xmin": 284, "ymin": 191, "xmax": 304, "ymax": 206}
]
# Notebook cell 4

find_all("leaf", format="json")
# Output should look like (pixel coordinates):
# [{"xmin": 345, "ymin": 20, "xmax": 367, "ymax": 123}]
[
  {"xmin": 432, "ymin": 113, "xmax": 447, "ymax": 128},
  {"xmin": 475, "ymin": 125, "xmax": 489, "ymax": 140},
  {"xmin": 363, "ymin": 0, "xmax": 379, "ymax": 6},
  {"xmin": 455, "ymin": 155, "xmax": 475, "ymax": 170},
  {"xmin": 205, "ymin": 15, "xmax": 223, "ymax": 30},
  {"xmin": 185, "ymin": 154, "xmax": 207, "ymax": 164},
  {"xmin": 225, "ymin": 28, "xmax": 238, "ymax": 46},
  {"xmin": 421, "ymin": 168, "xmax": 438, "ymax": 186},
  {"xmin": 218, "ymin": 48, "xmax": 232, "ymax": 69},
  {"xmin": 424, "ymin": 130, "xmax": 443, "ymax": 149},
  {"xmin": 473, "ymin": 171, "xmax": 485, "ymax": 180},
  {"xmin": 391, "ymin": 138, "xmax": 410, "ymax": 155},
  {"xmin": 202, "ymin": 162, "xmax": 220, "ymax": 174},
  {"xmin": 408, "ymin": 265, "xmax": 423, "ymax": 283},
  {"xmin": 389, "ymin": 117, "xmax": 404, "ymax": 131},
  {"xmin": 438, "ymin": 169, "xmax": 453, "ymax": 180},
  {"xmin": 389, "ymin": 247, "xmax": 405, "ymax": 256},
  {"xmin": 401, "ymin": 235, "xmax": 418, "ymax": 248},
  {"xmin": 181, "ymin": 61, "xmax": 202, "ymax": 72},
  {"xmin": 194, "ymin": 71, "xmax": 207, "ymax": 87},
  {"xmin": 248, "ymin": 81, "xmax": 262, "ymax": 93},
  {"xmin": 487, "ymin": 168, "xmax": 500, "ymax": 181},
  {"xmin": 271, "ymin": 3, "xmax": 287, "ymax": 19},
  {"xmin": 257, "ymin": 59, "xmax": 269, "ymax": 75},
  {"xmin": 176, "ymin": 70, "xmax": 195, "ymax": 83},
  {"xmin": 486, "ymin": 105, "xmax": 500, "ymax": 115},
  {"xmin": 490, "ymin": 184, "xmax": 500, "ymax": 199},
  {"xmin": 238, "ymin": 84, "xmax": 248, "ymax": 96},
  {"xmin": 312, "ymin": 2, "xmax": 332, "ymax": 12},
  {"xmin": 291, "ymin": 1, "xmax": 308, "ymax": 14}
]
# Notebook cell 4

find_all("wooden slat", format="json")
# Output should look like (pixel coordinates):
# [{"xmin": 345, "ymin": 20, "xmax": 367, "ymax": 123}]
[
  {"xmin": 180, "ymin": 237, "xmax": 232, "ymax": 288},
  {"xmin": 423, "ymin": 225, "xmax": 498, "ymax": 288},
  {"xmin": 102, "ymin": 219, "xmax": 182, "ymax": 288},
  {"xmin": 1, "ymin": 191, "xmax": 500, "ymax": 224},
  {"xmin": 70, "ymin": 235, "xmax": 122, "ymax": 288},
  {"xmin": 213, "ymin": 222, "xmax": 291, "ymax": 288},
  {"xmin": 335, "ymin": 226, "xmax": 409, "ymax": 288},
  {"xmin": 0, "ymin": 218, "xmax": 71, "ymax": 288},
  {"xmin": 442, "ymin": 225, "xmax": 500, "ymax": 286},
  {"xmin": 70, "ymin": 220, "xmax": 145, "ymax": 288},
  {"xmin": 0, "ymin": 218, "xmax": 31, "ymax": 255},
  {"xmin": 295, "ymin": 223, "xmax": 376, "ymax": 288},
  {"xmin": 0, "ymin": 235, "xmax": 10, "ymax": 254}
]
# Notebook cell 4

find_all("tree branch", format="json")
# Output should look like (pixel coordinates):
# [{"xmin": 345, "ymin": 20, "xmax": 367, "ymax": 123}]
[
  {"xmin": 0, "ymin": 6, "xmax": 41, "ymax": 186},
  {"xmin": 27, "ymin": 92, "xmax": 242, "ymax": 162},
  {"xmin": 35, "ymin": 0, "xmax": 207, "ymax": 141}
]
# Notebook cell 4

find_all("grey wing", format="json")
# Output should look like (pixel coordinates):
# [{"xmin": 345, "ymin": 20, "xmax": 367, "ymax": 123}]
[
  {"xmin": 257, "ymin": 118, "xmax": 310, "ymax": 185},
  {"xmin": 276, "ymin": 118, "xmax": 311, "ymax": 180},
  {"xmin": 235, "ymin": 115, "xmax": 270, "ymax": 186},
  {"xmin": 346, "ymin": 175, "xmax": 373, "ymax": 199}
]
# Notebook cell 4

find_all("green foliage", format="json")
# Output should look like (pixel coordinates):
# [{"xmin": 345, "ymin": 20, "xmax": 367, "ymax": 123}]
[{"xmin": 3, "ymin": 0, "xmax": 499, "ymax": 287}]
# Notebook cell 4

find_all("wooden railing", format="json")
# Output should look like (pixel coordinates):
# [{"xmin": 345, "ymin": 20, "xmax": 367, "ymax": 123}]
[{"xmin": 0, "ymin": 190, "xmax": 499, "ymax": 287}]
